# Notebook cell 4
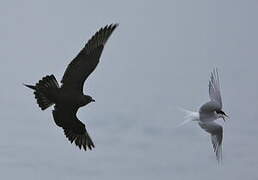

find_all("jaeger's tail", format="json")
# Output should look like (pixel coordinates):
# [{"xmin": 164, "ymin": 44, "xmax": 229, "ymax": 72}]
[
  {"xmin": 176, "ymin": 107, "xmax": 199, "ymax": 128},
  {"xmin": 24, "ymin": 75, "xmax": 59, "ymax": 110},
  {"xmin": 24, "ymin": 84, "xmax": 36, "ymax": 90}
]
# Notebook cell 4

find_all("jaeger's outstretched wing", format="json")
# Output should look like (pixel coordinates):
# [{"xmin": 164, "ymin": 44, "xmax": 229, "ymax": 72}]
[
  {"xmin": 61, "ymin": 24, "xmax": 118, "ymax": 92},
  {"xmin": 199, "ymin": 121, "xmax": 223, "ymax": 162},
  {"xmin": 52, "ymin": 105, "xmax": 95, "ymax": 150}
]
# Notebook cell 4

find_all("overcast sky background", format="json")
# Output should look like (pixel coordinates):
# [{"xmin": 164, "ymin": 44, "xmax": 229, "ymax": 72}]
[{"xmin": 0, "ymin": 0, "xmax": 258, "ymax": 179}]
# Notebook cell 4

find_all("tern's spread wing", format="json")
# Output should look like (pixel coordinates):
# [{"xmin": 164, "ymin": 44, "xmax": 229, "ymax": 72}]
[
  {"xmin": 61, "ymin": 24, "xmax": 118, "ymax": 92},
  {"xmin": 209, "ymin": 68, "xmax": 222, "ymax": 109},
  {"xmin": 199, "ymin": 122, "xmax": 223, "ymax": 162},
  {"xmin": 52, "ymin": 106, "xmax": 95, "ymax": 151}
]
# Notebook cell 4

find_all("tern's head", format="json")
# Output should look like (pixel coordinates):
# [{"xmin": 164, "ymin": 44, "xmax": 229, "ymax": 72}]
[{"xmin": 216, "ymin": 110, "xmax": 228, "ymax": 121}]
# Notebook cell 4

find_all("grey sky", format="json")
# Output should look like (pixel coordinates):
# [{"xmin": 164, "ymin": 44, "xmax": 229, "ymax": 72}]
[{"xmin": 1, "ymin": 0, "xmax": 258, "ymax": 179}]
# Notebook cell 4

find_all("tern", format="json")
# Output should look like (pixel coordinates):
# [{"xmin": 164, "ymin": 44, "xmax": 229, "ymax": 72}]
[
  {"xmin": 24, "ymin": 24, "xmax": 118, "ymax": 151},
  {"xmin": 180, "ymin": 68, "xmax": 228, "ymax": 162}
]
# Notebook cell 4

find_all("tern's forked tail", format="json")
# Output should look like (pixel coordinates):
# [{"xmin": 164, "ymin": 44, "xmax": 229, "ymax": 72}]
[{"xmin": 177, "ymin": 108, "xmax": 200, "ymax": 127}]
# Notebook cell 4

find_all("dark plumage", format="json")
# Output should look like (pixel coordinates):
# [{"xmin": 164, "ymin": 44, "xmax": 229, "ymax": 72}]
[{"xmin": 24, "ymin": 24, "xmax": 118, "ymax": 150}]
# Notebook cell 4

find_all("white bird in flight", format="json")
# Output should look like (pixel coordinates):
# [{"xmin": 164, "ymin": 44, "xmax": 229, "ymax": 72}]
[{"xmin": 180, "ymin": 68, "xmax": 228, "ymax": 162}]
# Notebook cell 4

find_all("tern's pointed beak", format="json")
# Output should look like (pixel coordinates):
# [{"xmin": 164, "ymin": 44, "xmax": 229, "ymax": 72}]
[
  {"xmin": 222, "ymin": 117, "xmax": 225, "ymax": 122},
  {"xmin": 223, "ymin": 114, "xmax": 229, "ymax": 122}
]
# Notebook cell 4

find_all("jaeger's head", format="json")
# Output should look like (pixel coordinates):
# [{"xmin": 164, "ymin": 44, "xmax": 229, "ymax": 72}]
[
  {"xmin": 80, "ymin": 95, "xmax": 95, "ymax": 106},
  {"xmin": 216, "ymin": 110, "xmax": 228, "ymax": 121}
]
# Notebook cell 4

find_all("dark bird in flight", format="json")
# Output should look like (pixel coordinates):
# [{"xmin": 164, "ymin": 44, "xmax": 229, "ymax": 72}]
[{"xmin": 24, "ymin": 24, "xmax": 118, "ymax": 151}]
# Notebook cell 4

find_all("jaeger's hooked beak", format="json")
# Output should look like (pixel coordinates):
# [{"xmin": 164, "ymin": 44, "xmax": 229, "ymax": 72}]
[{"xmin": 91, "ymin": 99, "xmax": 95, "ymax": 102}]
